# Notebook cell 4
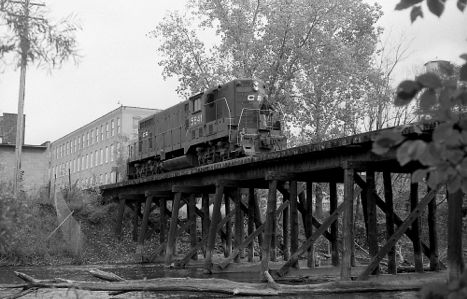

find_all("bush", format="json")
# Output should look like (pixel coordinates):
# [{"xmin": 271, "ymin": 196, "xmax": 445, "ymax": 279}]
[{"xmin": 0, "ymin": 181, "xmax": 73, "ymax": 265}]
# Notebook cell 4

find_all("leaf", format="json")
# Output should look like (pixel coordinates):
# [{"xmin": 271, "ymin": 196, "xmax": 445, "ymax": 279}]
[
  {"xmin": 410, "ymin": 5, "xmax": 424, "ymax": 22},
  {"xmin": 460, "ymin": 53, "xmax": 467, "ymax": 61},
  {"xmin": 444, "ymin": 149, "xmax": 464, "ymax": 164},
  {"xmin": 437, "ymin": 61, "xmax": 454, "ymax": 76},
  {"xmin": 412, "ymin": 168, "xmax": 429, "ymax": 183},
  {"xmin": 458, "ymin": 0, "xmax": 467, "ymax": 11},
  {"xmin": 395, "ymin": 0, "xmax": 424, "ymax": 10},
  {"xmin": 396, "ymin": 140, "xmax": 427, "ymax": 166},
  {"xmin": 416, "ymin": 72, "xmax": 442, "ymax": 89},
  {"xmin": 395, "ymin": 80, "xmax": 422, "ymax": 105},
  {"xmin": 459, "ymin": 63, "xmax": 467, "ymax": 81},
  {"xmin": 461, "ymin": 178, "xmax": 467, "ymax": 194},
  {"xmin": 427, "ymin": 0, "xmax": 445, "ymax": 17},
  {"xmin": 419, "ymin": 88, "xmax": 437, "ymax": 111},
  {"xmin": 372, "ymin": 130, "xmax": 404, "ymax": 155},
  {"xmin": 433, "ymin": 123, "xmax": 454, "ymax": 144},
  {"xmin": 419, "ymin": 143, "xmax": 443, "ymax": 166},
  {"xmin": 427, "ymin": 170, "xmax": 441, "ymax": 189},
  {"xmin": 447, "ymin": 175, "xmax": 461, "ymax": 193},
  {"xmin": 457, "ymin": 158, "xmax": 467, "ymax": 177}
]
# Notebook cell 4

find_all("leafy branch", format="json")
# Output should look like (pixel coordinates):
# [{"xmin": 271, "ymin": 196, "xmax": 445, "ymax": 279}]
[{"xmin": 372, "ymin": 0, "xmax": 467, "ymax": 193}]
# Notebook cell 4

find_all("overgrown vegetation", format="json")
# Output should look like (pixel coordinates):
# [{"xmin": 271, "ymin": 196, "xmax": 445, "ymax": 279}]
[{"xmin": 0, "ymin": 181, "xmax": 146, "ymax": 266}]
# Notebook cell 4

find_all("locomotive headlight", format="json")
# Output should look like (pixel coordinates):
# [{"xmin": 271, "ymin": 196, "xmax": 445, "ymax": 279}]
[{"xmin": 252, "ymin": 81, "xmax": 259, "ymax": 91}]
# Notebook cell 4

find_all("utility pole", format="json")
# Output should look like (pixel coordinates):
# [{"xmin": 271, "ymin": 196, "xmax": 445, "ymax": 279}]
[
  {"xmin": 12, "ymin": 0, "xmax": 30, "ymax": 197},
  {"xmin": 1, "ymin": 0, "xmax": 43, "ymax": 197}
]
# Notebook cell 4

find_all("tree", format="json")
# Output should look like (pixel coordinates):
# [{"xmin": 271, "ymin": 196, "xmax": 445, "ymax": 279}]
[
  {"xmin": 372, "ymin": 0, "xmax": 467, "ymax": 285},
  {"xmin": 0, "ymin": 0, "xmax": 80, "ymax": 196},
  {"xmin": 151, "ymin": 0, "xmax": 384, "ymax": 216}
]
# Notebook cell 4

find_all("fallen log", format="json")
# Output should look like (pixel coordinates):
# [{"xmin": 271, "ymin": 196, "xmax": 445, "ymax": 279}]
[
  {"xmin": 12, "ymin": 271, "xmax": 441, "ymax": 296},
  {"xmin": 88, "ymin": 268, "xmax": 124, "ymax": 282}
]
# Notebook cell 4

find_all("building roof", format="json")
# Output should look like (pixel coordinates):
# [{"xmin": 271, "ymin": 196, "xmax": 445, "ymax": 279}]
[{"xmin": 51, "ymin": 106, "xmax": 160, "ymax": 144}]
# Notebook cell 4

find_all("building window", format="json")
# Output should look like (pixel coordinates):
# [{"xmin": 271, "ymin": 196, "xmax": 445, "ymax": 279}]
[
  {"xmin": 106, "ymin": 122, "xmax": 109, "ymax": 138},
  {"xmin": 117, "ymin": 117, "xmax": 121, "ymax": 134},
  {"xmin": 82, "ymin": 135, "xmax": 85, "ymax": 148},
  {"xmin": 91, "ymin": 129, "xmax": 94, "ymax": 145},
  {"xmin": 90, "ymin": 152, "xmax": 93, "ymax": 168},
  {"xmin": 105, "ymin": 173, "xmax": 108, "ymax": 184},
  {"xmin": 100, "ymin": 148, "xmax": 104, "ymax": 165},
  {"xmin": 87, "ymin": 132, "xmax": 90, "ymax": 146},
  {"xmin": 105, "ymin": 146, "xmax": 109, "ymax": 163},
  {"xmin": 78, "ymin": 137, "xmax": 81, "ymax": 150},
  {"xmin": 111, "ymin": 119, "xmax": 115, "ymax": 137},
  {"xmin": 110, "ymin": 144, "xmax": 114, "ymax": 162},
  {"xmin": 81, "ymin": 156, "xmax": 85, "ymax": 170},
  {"xmin": 95, "ymin": 150, "xmax": 98, "ymax": 166},
  {"xmin": 100, "ymin": 174, "xmax": 103, "ymax": 184},
  {"xmin": 101, "ymin": 124, "xmax": 104, "ymax": 141}
]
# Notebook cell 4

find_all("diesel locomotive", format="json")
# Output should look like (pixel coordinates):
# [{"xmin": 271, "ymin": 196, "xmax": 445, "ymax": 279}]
[{"xmin": 127, "ymin": 79, "xmax": 287, "ymax": 179}]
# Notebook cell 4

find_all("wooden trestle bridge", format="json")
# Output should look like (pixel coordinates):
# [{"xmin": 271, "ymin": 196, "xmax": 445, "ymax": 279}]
[{"xmin": 100, "ymin": 122, "xmax": 464, "ymax": 283}]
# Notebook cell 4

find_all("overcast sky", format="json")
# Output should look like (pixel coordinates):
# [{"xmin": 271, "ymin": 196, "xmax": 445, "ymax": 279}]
[{"xmin": 0, "ymin": 1, "xmax": 466, "ymax": 145}]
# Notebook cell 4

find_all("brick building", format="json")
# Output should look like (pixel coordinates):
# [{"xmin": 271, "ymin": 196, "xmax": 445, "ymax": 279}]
[
  {"xmin": 0, "ymin": 112, "xmax": 25, "ymax": 145},
  {"xmin": 0, "ymin": 112, "xmax": 49, "ymax": 193},
  {"xmin": 0, "ymin": 143, "xmax": 50, "ymax": 193},
  {"xmin": 50, "ymin": 106, "xmax": 159, "ymax": 189}
]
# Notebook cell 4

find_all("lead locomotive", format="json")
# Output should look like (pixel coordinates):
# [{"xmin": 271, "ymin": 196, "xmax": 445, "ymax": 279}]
[{"xmin": 128, "ymin": 79, "xmax": 286, "ymax": 179}]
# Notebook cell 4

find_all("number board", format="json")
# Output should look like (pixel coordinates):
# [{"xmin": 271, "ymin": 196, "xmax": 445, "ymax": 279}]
[{"xmin": 189, "ymin": 113, "xmax": 203, "ymax": 127}]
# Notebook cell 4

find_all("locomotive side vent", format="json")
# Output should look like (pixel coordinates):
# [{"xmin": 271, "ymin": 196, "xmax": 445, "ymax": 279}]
[
  {"xmin": 209, "ymin": 124, "xmax": 213, "ymax": 134},
  {"xmin": 199, "ymin": 127, "xmax": 203, "ymax": 137}
]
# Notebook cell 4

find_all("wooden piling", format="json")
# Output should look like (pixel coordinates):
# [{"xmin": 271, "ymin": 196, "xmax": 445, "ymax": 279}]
[
  {"xmin": 290, "ymin": 180, "xmax": 299, "ymax": 269},
  {"xmin": 447, "ymin": 189, "xmax": 465, "ymax": 281},
  {"xmin": 205, "ymin": 184, "xmax": 224, "ymax": 272},
  {"xmin": 132, "ymin": 202, "xmax": 142, "ymax": 242},
  {"xmin": 306, "ymin": 182, "xmax": 314, "ymax": 268},
  {"xmin": 160, "ymin": 197, "xmax": 167, "ymax": 245},
  {"xmin": 138, "ymin": 195, "xmax": 153, "ymax": 245},
  {"xmin": 341, "ymin": 167, "xmax": 354, "ymax": 280},
  {"xmin": 248, "ymin": 188, "xmax": 255, "ymax": 262},
  {"xmin": 224, "ymin": 193, "xmax": 232, "ymax": 257},
  {"xmin": 427, "ymin": 186, "xmax": 439, "ymax": 271},
  {"xmin": 165, "ymin": 192, "xmax": 182, "ymax": 265},
  {"xmin": 329, "ymin": 182, "xmax": 339, "ymax": 266},
  {"xmin": 188, "ymin": 194, "xmax": 197, "ymax": 260},
  {"xmin": 410, "ymin": 182, "xmax": 423, "ymax": 273},
  {"xmin": 383, "ymin": 172, "xmax": 396, "ymax": 274},
  {"xmin": 366, "ymin": 171, "xmax": 379, "ymax": 275},
  {"xmin": 234, "ymin": 188, "xmax": 243, "ymax": 263},
  {"xmin": 202, "ymin": 193, "xmax": 210, "ymax": 257},
  {"xmin": 261, "ymin": 180, "xmax": 278, "ymax": 280},
  {"xmin": 282, "ymin": 187, "xmax": 290, "ymax": 261}
]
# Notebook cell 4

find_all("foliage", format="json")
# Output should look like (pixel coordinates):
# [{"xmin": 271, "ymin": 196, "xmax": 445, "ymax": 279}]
[
  {"xmin": 150, "ymin": 0, "xmax": 386, "ymax": 142},
  {"xmin": 0, "ymin": 0, "xmax": 80, "ymax": 70},
  {"xmin": 0, "ymin": 181, "xmax": 73, "ymax": 265},
  {"xmin": 373, "ymin": 0, "xmax": 467, "ymax": 194}
]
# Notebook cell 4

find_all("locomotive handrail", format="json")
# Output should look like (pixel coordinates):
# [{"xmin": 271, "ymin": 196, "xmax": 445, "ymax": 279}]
[{"xmin": 203, "ymin": 97, "xmax": 232, "ymax": 142}]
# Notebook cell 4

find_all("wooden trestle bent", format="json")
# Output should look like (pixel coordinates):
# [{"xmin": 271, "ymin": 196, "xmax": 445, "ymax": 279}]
[{"xmin": 102, "ymin": 123, "xmax": 463, "ymax": 285}]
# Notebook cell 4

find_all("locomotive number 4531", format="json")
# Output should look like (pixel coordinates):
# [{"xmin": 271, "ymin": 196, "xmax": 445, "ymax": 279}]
[{"xmin": 190, "ymin": 114, "xmax": 203, "ymax": 127}]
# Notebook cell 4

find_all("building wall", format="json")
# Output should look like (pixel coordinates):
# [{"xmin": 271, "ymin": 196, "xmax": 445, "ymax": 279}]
[
  {"xmin": 0, "ymin": 144, "xmax": 49, "ymax": 193},
  {"xmin": 0, "ymin": 113, "xmax": 25, "ymax": 145},
  {"xmin": 49, "ymin": 106, "xmax": 158, "ymax": 189}
]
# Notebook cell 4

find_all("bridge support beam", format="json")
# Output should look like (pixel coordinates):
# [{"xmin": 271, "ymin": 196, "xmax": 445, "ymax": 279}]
[
  {"xmin": 383, "ymin": 172, "xmax": 397, "ymax": 274},
  {"xmin": 329, "ymin": 182, "xmax": 339, "ymax": 266},
  {"xmin": 205, "ymin": 183, "xmax": 225, "ymax": 273},
  {"xmin": 341, "ymin": 167, "xmax": 355, "ymax": 280},
  {"xmin": 261, "ymin": 179, "xmax": 278, "ymax": 280},
  {"xmin": 165, "ymin": 192, "xmax": 182, "ymax": 265}
]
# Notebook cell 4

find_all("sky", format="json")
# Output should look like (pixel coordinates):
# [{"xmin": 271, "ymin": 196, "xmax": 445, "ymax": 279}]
[{"xmin": 0, "ymin": 0, "xmax": 466, "ymax": 145}]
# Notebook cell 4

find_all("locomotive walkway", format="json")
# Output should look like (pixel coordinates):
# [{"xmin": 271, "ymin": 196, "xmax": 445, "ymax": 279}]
[{"xmin": 100, "ymin": 121, "xmax": 464, "ymax": 285}]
